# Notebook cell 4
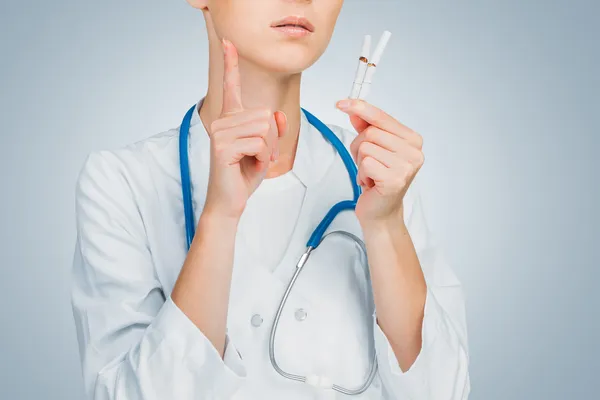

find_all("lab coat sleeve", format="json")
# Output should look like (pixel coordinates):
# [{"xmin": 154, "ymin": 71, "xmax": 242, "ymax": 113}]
[
  {"xmin": 71, "ymin": 151, "xmax": 247, "ymax": 400},
  {"xmin": 372, "ymin": 178, "xmax": 471, "ymax": 400}
]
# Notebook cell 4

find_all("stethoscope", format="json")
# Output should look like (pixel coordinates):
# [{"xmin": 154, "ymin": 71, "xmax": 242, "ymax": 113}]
[{"xmin": 178, "ymin": 104, "xmax": 378, "ymax": 395}]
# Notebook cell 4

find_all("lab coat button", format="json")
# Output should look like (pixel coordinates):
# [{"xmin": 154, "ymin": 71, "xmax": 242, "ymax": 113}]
[
  {"xmin": 295, "ymin": 308, "xmax": 307, "ymax": 321},
  {"xmin": 251, "ymin": 314, "xmax": 263, "ymax": 327}
]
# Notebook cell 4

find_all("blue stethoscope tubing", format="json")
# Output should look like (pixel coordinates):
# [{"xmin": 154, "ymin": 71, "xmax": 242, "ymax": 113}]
[
  {"xmin": 178, "ymin": 104, "xmax": 378, "ymax": 394},
  {"xmin": 178, "ymin": 104, "xmax": 361, "ymax": 251}
]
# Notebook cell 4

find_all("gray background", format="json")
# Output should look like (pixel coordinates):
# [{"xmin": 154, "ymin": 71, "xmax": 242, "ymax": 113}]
[{"xmin": 1, "ymin": 0, "xmax": 598, "ymax": 399}]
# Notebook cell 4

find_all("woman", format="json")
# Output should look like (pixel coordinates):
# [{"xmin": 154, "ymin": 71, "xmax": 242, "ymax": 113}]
[{"xmin": 71, "ymin": 0, "xmax": 470, "ymax": 399}]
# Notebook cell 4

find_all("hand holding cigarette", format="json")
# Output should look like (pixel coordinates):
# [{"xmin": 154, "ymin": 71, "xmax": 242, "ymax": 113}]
[{"xmin": 337, "ymin": 31, "xmax": 425, "ymax": 224}]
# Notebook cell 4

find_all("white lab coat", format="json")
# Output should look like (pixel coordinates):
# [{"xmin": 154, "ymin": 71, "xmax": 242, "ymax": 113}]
[{"xmin": 71, "ymin": 99, "xmax": 470, "ymax": 400}]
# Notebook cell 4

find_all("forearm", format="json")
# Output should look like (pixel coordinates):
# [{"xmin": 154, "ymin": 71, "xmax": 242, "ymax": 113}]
[
  {"xmin": 171, "ymin": 211, "xmax": 240, "ymax": 358},
  {"xmin": 361, "ymin": 213, "xmax": 427, "ymax": 372}
]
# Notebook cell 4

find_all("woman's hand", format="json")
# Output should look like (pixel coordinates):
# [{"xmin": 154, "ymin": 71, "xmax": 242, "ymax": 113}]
[
  {"xmin": 336, "ymin": 99, "xmax": 424, "ymax": 228},
  {"xmin": 204, "ymin": 39, "xmax": 287, "ymax": 220}
]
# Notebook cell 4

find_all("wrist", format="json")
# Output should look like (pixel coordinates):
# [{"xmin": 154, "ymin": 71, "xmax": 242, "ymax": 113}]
[
  {"xmin": 359, "ymin": 207, "xmax": 406, "ymax": 234},
  {"xmin": 198, "ymin": 208, "xmax": 241, "ymax": 234},
  {"xmin": 201, "ymin": 200, "xmax": 244, "ymax": 223}
]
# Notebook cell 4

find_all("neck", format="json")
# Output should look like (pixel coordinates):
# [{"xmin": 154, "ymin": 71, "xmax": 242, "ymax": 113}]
[{"xmin": 199, "ymin": 32, "xmax": 302, "ymax": 178}]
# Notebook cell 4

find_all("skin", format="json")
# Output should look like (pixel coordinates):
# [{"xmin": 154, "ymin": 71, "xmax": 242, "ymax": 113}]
[{"xmin": 171, "ymin": 0, "xmax": 426, "ymax": 373}]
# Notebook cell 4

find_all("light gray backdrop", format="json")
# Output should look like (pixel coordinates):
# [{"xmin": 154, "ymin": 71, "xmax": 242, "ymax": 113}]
[{"xmin": 1, "ymin": 0, "xmax": 598, "ymax": 399}]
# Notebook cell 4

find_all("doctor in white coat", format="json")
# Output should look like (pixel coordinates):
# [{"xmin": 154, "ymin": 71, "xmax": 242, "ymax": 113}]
[{"xmin": 71, "ymin": 0, "xmax": 470, "ymax": 399}]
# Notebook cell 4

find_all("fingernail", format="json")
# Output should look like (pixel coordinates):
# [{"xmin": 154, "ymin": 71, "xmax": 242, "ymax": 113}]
[
  {"xmin": 280, "ymin": 111, "xmax": 288, "ymax": 136},
  {"xmin": 337, "ymin": 99, "xmax": 351, "ymax": 110}
]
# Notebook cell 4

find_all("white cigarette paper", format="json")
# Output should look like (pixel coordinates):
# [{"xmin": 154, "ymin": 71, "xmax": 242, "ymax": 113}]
[
  {"xmin": 358, "ymin": 30, "xmax": 392, "ymax": 100},
  {"xmin": 349, "ymin": 35, "xmax": 371, "ymax": 99}
]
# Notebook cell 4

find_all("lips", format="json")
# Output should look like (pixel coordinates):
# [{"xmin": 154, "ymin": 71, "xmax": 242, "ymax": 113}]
[{"xmin": 271, "ymin": 16, "xmax": 315, "ymax": 33}]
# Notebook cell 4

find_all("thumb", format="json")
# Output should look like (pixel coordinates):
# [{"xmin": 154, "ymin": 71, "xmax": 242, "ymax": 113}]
[{"xmin": 274, "ymin": 110, "xmax": 287, "ymax": 138}]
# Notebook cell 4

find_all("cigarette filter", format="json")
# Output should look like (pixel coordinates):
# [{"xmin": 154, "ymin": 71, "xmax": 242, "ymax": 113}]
[
  {"xmin": 349, "ymin": 35, "xmax": 371, "ymax": 99},
  {"xmin": 358, "ymin": 30, "xmax": 392, "ymax": 100}
]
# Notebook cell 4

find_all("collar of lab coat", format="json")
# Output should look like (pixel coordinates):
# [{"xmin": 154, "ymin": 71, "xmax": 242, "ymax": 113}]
[{"xmin": 187, "ymin": 96, "xmax": 336, "ymax": 188}]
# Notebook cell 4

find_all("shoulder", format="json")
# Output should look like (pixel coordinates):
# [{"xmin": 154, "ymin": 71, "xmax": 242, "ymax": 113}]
[
  {"xmin": 77, "ymin": 127, "xmax": 179, "ymax": 187},
  {"xmin": 74, "ymin": 127, "xmax": 181, "ymax": 217}
]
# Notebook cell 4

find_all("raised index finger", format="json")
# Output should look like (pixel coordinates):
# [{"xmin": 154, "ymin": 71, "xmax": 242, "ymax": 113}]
[{"xmin": 222, "ymin": 38, "xmax": 243, "ymax": 115}]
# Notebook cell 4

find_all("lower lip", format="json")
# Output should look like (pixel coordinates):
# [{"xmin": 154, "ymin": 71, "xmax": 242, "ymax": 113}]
[{"xmin": 271, "ymin": 25, "xmax": 312, "ymax": 38}]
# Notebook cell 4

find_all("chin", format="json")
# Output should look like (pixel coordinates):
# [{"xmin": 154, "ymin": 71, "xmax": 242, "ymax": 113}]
[{"xmin": 254, "ymin": 46, "xmax": 323, "ymax": 75}]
